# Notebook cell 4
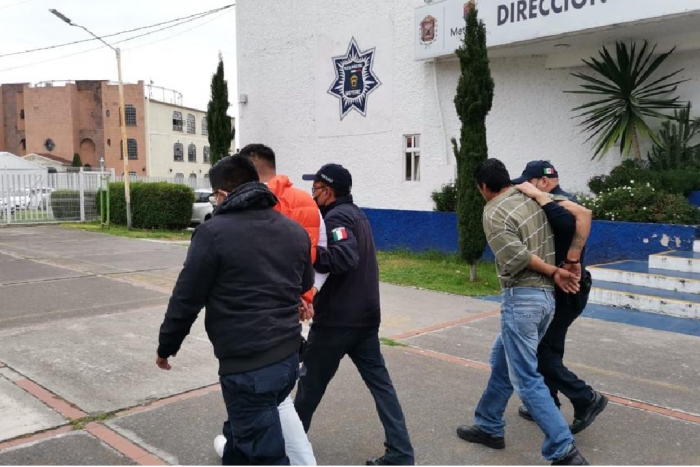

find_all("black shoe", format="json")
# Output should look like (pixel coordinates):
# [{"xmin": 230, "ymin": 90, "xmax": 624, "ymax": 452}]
[
  {"xmin": 518, "ymin": 405, "xmax": 534, "ymax": 422},
  {"xmin": 456, "ymin": 425, "xmax": 505, "ymax": 449},
  {"xmin": 570, "ymin": 391, "xmax": 608, "ymax": 434},
  {"xmin": 552, "ymin": 446, "xmax": 589, "ymax": 465}
]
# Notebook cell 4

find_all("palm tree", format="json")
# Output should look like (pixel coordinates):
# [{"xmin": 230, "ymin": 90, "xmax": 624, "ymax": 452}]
[{"xmin": 568, "ymin": 41, "xmax": 687, "ymax": 161}]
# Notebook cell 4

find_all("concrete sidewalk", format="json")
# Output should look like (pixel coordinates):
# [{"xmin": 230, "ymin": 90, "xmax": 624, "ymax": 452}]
[{"xmin": 0, "ymin": 226, "xmax": 698, "ymax": 465}]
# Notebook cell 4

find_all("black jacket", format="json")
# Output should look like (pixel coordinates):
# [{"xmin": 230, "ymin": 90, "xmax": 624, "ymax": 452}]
[
  {"xmin": 158, "ymin": 182, "xmax": 314, "ymax": 375},
  {"xmin": 313, "ymin": 195, "xmax": 380, "ymax": 328}
]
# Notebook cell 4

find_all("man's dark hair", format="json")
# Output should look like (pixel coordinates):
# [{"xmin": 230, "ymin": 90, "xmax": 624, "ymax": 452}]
[
  {"xmin": 474, "ymin": 158, "xmax": 511, "ymax": 193},
  {"xmin": 209, "ymin": 155, "xmax": 260, "ymax": 192},
  {"xmin": 239, "ymin": 144, "xmax": 276, "ymax": 169}
]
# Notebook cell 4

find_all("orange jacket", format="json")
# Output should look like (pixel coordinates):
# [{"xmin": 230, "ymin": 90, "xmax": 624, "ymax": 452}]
[{"xmin": 267, "ymin": 175, "xmax": 320, "ymax": 304}]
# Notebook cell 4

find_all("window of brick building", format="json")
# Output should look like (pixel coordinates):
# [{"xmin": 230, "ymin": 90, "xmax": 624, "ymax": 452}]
[
  {"xmin": 120, "ymin": 139, "xmax": 138, "ymax": 160},
  {"xmin": 125, "ymin": 105, "xmax": 137, "ymax": 126},
  {"xmin": 174, "ymin": 143, "xmax": 184, "ymax": 162},
  {"xmin": 203, "ymin": 146, "xmax": 210, "ymax": 163},
  {"xmin": 187, "ymin": 114, "xmax": 196, "ymax": 134},
  {"xmin": 173, "ymin": 111, "xmax": 183, "ymax": 132},
  {"xmin": 188, "ymin": 143, "xmax": 197, "ymax": 162},
  {"xmin": 20, "ymin": 109, "xmax": 25, "ymax": 120}
]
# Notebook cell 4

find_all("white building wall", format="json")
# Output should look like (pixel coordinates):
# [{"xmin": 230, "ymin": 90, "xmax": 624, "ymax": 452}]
[
  {"xmin": 236, "ymin": 0, "xmax": 700, "ymax": 211},
  {"xmin": 145, "ymin": 99, "xmax": 212, "ymax": 180}
]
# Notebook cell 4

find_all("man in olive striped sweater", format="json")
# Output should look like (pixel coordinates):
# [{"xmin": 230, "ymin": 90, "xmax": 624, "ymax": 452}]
[{"xmin": 456, "ymin": 159, "xmax": 588, "ymax": 466}]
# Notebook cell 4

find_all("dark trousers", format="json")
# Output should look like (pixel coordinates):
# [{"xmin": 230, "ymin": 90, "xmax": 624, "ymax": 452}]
[
  {"xmin": 220, "ymin": 352, "xmax": 299, "ymax": 466},
  {"xmin": 537, "ymin": 286, "xmax": 594, "ymax": 416},
  {"xmin": 294, "ymin": 326, "xmax": 414, "ymax": 465}
]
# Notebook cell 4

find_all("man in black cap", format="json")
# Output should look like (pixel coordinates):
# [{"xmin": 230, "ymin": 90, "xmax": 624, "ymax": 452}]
[
  {"xmin": 294, "ymin": 164, "xmax": 414, "ymax": 466},
  {"xmin": 512, "ymin": 160, "xmax": 608, "ymax": 435}
]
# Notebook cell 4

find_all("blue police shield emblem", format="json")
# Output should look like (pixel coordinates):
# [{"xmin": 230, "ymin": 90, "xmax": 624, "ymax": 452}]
[{"xmin": 329, "ymin": 37, "xmax": 381, "ymax": 120}]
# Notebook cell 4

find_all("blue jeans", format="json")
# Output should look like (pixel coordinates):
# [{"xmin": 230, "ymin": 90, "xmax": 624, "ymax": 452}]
[
  {"xmin": 220, "ymin": 352, "xmax": 299, "ymax": 465},
  {"xmin": 474, "ymin": 287, "xmax": 574, "ymax": 461}
]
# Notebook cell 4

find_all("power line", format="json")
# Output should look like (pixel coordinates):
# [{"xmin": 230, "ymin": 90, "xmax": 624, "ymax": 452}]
[
  {"xmin": 0, "ymin": 4, "xmax": 234, "ymax": 58},
  {"xmin": 0, "ymin": 6, "xmax": 233, "ymax": 73},
  {"xmin": 0, "ymin": 0, "xmax": 36, "ymax": 11},
  {"xmin": 125, "ymin": 8, "xmax": 233, "ymax": 52}
]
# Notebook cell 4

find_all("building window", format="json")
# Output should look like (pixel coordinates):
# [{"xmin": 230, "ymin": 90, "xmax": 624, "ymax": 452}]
[
  {"xmin": 174, "ymin": 143, "xmax": 184, "ymax": 162},
  {"xmin": 189, "ymin": 173, "xmax": 197, "ymax": 179},
  {"xmin": 20, "ymin": 109, "xmax": 25, "ymax": 120},
  {"xmin": 187, "ymin": 114, "xmax": 196, "ymax": 134},
  {"xmin": 45, "ymin": 138, "xmax": 55, "ymax": 152},
  {"xmin": 106, "ymin": 110, "xmax": 111, "ymax": 117},
  {"xmin": 125, "ymin": 105, "xmax": 137, "ymax": 126},
  {"xmin": 202, "ymin": 117, "xmax": 208, "ymax": 136},
  {"xmin": 20, "ymin": 139, "xmax": 26, "ymax": 151},
  {"xmin": 120, "ymin": 139, "xmax": 138, "ymax": 160},
  {"xmin": 173, "ymin": 111, "xmax": 183, "ymax": 132},
  {"xmin": 188, "ymin": 143, "xmax": 196, "ymax": 162},
  {"xmin": 203, "ymin": 146, "xmax": 210, "ymax": 163},
  {"xmin": 175, "ymin": 173, "xmax": 184, "ymax": 182},
  {"xmin": 404, "ymin": 135, "xmax": 420, "ymax": 182},
  {"xmin": 129, "ymin": 171, "xmax": 137, "ymax": 178}
]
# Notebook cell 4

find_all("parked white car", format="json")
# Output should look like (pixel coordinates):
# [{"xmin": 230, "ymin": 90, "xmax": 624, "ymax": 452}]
[{"xmin": 191, "ymin": 189, "xmax": 214, "ymax": 225}]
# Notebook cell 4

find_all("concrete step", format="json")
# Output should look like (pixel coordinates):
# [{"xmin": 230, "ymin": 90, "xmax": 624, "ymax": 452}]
[
  {"xmin": 648, "ymin": 251, "xmax": 700, "ymax": 274},
  {"xmin": 588, "ymin": 261, "xmax": 700, "ymax": 295},
  {"xmin": 589, "ymin": 280, "xmax": 700, "ymax": 320}
]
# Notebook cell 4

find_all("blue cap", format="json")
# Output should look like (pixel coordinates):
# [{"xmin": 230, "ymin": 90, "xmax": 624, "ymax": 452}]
[
  {"xmin": 302, "ymin": 163, "xmax": 352, "ymax": 193},
  {"xmin": 511, "ymin": 160, "xmax": 559, "ymax": 184}
]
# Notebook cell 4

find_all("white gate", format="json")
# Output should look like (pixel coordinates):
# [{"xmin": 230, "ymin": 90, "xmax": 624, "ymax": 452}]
[{"xmin": 0, "ymin": 170, "xmax": 109, "ymax": 224}]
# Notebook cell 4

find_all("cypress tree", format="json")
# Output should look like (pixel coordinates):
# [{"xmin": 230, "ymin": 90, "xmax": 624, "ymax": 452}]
[
  {"xmin": 207, "ymin": 54, "xmax": 233, "ymax": 165},
  {"xmin": 453, "ymin": 6, "xmax": 494, "ymax": 282},
  {"xmin": 71, "ymin": 153, "xmax": 82, "ymax": 167}
]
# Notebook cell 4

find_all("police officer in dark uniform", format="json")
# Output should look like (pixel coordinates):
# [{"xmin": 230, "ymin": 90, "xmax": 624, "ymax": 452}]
[{"xmin": 294, "ymin": 164, "xmax": 415, "ymax": 466}]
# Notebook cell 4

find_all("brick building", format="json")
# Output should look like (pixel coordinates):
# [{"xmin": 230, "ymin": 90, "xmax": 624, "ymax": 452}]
[{"xmin": 1, "ymin": 80, "xmax": 146, "ymax": 175}]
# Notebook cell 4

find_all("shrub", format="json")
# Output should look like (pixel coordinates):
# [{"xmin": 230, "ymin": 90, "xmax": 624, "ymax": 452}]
[
  {"xmin": 579, "ymin": 183, "xmax": 700, "ymax": 225},
  {"xmin": 431, "ymin": 183, "xmax": 457, "ymax": 212},
  {"xmin": 588, "ymin": 160, "xmax": 700, "ymax": 196},
  {"xmin": 99, "ymin": 182, "xmax": 194, "ymax": 229},
  {"xmin": 51, "ymin": 190, "xmax": 97, "ymax": 220}
]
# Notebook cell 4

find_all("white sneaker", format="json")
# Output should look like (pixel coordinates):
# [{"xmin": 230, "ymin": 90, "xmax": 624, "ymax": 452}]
[{"xmin": 214, "ymin": 434, "xmax": 227, "ymax": 458}]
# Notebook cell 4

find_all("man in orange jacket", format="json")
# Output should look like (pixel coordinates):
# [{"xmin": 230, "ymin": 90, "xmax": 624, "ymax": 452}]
[{"xmin": 212, "ymin": 144, "xmax": 327, "ymax": 465}]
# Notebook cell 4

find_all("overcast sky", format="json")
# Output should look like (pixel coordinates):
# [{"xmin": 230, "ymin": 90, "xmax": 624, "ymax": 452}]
[{"xmin": 0, "ymin": 0, "xmax": 237, "ymax": 113}]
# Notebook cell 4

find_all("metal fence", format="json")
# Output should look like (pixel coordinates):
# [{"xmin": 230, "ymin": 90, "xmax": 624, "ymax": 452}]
[
  {"xmin": 0, "ymin": 170, "xmax": 210, "ymax": 225},
  {"xmin": 0, "ymin": 170, "xmax": 109, "ymax": 224}
]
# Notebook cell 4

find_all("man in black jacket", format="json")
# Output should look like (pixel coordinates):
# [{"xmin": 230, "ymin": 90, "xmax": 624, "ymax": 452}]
[
  {"xmin": 156, "ymin": 155, "xmax": 314, "ymax": 465},
  {"xmin": 512, "ymin": 161, "xmax": 608, "ymax": 435},
  {"xmin": 295, "ymin": 164, "xmax": 414, "ymax": 466}
]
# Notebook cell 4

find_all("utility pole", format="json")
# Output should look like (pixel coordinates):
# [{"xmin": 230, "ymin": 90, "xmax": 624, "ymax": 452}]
[{"xmin": 50, "ymin": 9, "xmax": 132, "ymax": 229}]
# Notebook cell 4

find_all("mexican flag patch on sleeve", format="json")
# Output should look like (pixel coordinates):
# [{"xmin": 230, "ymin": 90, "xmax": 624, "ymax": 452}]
[{"xmin": 332, "ymin": 227, "xmax": 348, "ymax": 242}]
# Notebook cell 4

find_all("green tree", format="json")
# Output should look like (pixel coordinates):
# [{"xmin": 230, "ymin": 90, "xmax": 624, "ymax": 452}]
[
  {"xmin": 71, "ymin": 153, "xmax": 82, "ymax": 167},
  {"xmin": 568, "ymin": 42, "xmax": 687, "ymax": 161},
  {"xmin": 206, "ymin": 53, "xmax": 234, "ymax": 165},
  {"xmin": 454, "ymin": 6, "xmax": 494, "ymax": 282}
]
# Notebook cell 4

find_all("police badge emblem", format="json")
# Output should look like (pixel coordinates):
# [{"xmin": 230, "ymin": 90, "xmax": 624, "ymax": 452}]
[{"xmin": 328, "ymin": 37, "xmax": 382, "ymax": 120}]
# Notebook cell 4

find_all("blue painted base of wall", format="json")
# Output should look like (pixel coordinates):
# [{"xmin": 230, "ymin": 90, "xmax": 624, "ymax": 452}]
[
  {"xmin": 363, "ymin": 208, "xmax": 698, "ymax": 265},
  {"xmin": 689, "ymin": 191, "xmax": 700, "ymax": 208}
]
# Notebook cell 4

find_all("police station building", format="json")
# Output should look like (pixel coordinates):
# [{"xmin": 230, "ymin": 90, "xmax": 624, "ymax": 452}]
[{"xmin": 235, "ymin": 0, "xmax": 700, "ymax": 210}]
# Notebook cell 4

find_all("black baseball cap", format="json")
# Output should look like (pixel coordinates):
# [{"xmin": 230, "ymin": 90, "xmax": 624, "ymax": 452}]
[
  {"xmin": 511, "ymin": 160, "xmax": 559, "ymax": 184},
  {"xmin": 302, "ymin": 163, "xmax": 352, "ymax": 193}
]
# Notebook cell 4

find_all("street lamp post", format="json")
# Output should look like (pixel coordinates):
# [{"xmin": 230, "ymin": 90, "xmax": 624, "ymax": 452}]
[{"xmin": 50, "ymin": 9, "xmax": 132, "ymax": 229}]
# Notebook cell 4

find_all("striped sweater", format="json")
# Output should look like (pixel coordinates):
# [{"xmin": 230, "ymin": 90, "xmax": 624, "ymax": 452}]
[{"xmin": 482, "ymin": 187, "xmax": 556, "ymax": 289}]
